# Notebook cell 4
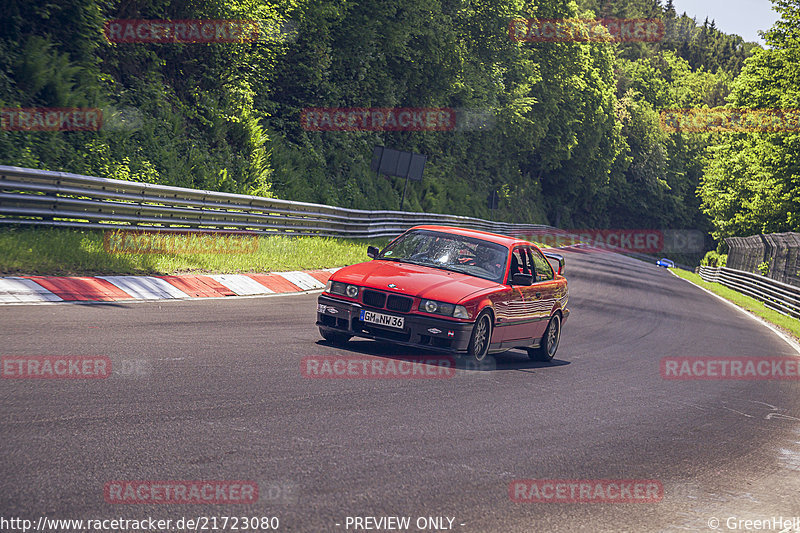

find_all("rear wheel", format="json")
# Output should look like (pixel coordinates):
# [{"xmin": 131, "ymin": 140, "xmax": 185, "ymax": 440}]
[
  {"xmin": 319, "ymin": 328, "xmax": 351, "ymax": 345},
  {"xmin": 528, "ymin": 314, "xmax": 561, "ymax": 362},
  {"xmin": 466, "ymin": 311, "xmax": 493, "ymax": 363}
]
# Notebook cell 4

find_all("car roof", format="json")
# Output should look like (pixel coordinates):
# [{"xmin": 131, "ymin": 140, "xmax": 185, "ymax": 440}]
[{"xmin": 407, "ymin": 225, "xmax": 531, "ymax": 248}]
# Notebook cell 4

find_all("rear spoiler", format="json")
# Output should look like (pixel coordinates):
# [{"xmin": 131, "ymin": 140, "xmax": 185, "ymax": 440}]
[{"xmin": 543, "ymin": 252, "xmax": 565, "ymax": 276}]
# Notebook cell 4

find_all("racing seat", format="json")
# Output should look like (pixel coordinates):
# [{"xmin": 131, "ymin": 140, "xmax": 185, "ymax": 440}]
[
  {"xmin": 508, "ymin": 255, "xmax": 520, "ymax": 283},
  {"xmin": 519, "ymin": 250, "xmax": 531, "ymax": 275}
]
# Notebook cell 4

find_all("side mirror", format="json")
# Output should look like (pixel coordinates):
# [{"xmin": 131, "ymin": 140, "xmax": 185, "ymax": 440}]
[
  {"xmin": 367, "ymin": 245, "xmax": 380, "ymax": 259},
  {"xmin": 511, "ymin": 272, "xmax": 534, "ymax": 286}
]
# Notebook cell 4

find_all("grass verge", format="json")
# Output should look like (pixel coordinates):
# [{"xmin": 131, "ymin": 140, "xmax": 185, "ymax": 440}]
[
  {"xmin": 0, "ymin": 227, "xmax": 388, "ymax": 276},
  {"xmin": 670, "ymin": 267, "xmax": 800, "ymax": 342}
]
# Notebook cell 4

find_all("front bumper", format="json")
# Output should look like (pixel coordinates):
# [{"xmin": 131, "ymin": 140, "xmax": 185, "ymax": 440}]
[{"xmin": 316, "ymin": 294, "xmax": 474, "ymax": 353}]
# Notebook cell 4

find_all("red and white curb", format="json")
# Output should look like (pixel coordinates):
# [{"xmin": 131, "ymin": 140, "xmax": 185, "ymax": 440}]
[{"xmin": 0, "ymin": 268, "xmax": 340, "ymax": 304}]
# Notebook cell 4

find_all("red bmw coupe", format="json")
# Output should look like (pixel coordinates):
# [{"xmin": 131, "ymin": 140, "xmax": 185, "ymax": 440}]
[{"xmin": 317, "ymin": 225, "xmax": 569, "ymax": 362}]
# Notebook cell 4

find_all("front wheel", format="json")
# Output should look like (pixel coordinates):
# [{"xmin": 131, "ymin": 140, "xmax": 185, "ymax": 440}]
[
  {"xmin": 528, "ymin": 314, "xmax": 561, "ymax": 362},
  {"xmin": 319, "ymin": 328, "xmax": 351, "ymax": 345},
  {"xmin": 466, "ymin": 311, "xmax": 493, "ymax": 363}
]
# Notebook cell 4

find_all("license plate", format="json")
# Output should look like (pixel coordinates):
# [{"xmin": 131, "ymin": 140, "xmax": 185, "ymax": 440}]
[{"xmin": 360, "ymin": 309, "xmax": 405, "ymax": 329}]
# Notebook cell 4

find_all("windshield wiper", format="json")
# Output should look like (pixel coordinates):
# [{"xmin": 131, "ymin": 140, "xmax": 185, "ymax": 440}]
[
  {"xmin": 433, "ymin": 264, "xmax": 472, "ymax": 275},
  {"xmin": 378, "ymin": 257, "xmax": 474, "ymax": 275},
  {"xmin": 378, "ymin": 257, "xmax": 422, "ymax": 265}
]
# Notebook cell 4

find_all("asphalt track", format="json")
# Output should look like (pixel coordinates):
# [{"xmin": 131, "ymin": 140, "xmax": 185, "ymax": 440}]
[{"xmin": 2, "ymin": 250, "xmax": 800, "ymax": 532}]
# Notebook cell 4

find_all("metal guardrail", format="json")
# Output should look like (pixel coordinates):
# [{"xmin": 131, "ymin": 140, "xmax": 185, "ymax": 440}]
[
  {"xmin": 0, "ymin": 165, "xmax": 550, "ymax": 239},
  {"xmin": 698, "ymin": 265, "xmax": 800, "ymax": 320},
  {"xmin": 726, "ymin": 232, "xmax": 800, "ymax": 289}
]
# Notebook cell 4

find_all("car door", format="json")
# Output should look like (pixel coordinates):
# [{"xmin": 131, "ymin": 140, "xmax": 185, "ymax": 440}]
[
  {"xmin": 529, "ymin": 247, "xmax": 559, "ymax": 339},
  {"xmin": 490, "ymin": 247, "xmax": 524, "ymax": 343},
  {"xmin": 500, "ymin": 246, "xmax": 544, "ymax": 343}
]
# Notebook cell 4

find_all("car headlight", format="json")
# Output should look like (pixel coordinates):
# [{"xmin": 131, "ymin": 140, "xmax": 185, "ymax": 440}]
[
  {"xmin": 324, "ymin": 280, "xmax": 333, "ymax": 293},
  {"xmin": 328, "ymin": 281, "xmax": 359, "ymax": 298},
  {"xmin": 419, "ymin": 299, "xmax": 466, "ymax": 318},
  {"xmin": 345, "ymin": 284, "xmax": 359, "ymax": 298},
  {"xmin": 328, "ymin": 281, "xmax": 346, "ymax": 295}
]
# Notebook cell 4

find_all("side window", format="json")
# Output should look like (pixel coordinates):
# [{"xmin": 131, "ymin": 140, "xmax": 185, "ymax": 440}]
[
  {"xmin": 531, "ymin": 248, "xmax": 554, "ymax": 281},
  {"xmin": 508, "ymin": 247, "xmax": 535, "ymax": 284},
  {"xmin": 508, "ymin": 248, "xmax": 524, "ymax": 282}
]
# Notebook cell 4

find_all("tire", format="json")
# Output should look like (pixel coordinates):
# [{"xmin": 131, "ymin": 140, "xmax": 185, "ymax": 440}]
[
  {"xmin": 528, "ymin": 314, "xmax": 561, "ymax": 362},
  {"xmin": 319, "ymin": 327, "xmax": 351, "ymax": 345},
  {"xmin": 466, "ymin": 310, "xmax": 493, "ymax": 363}
]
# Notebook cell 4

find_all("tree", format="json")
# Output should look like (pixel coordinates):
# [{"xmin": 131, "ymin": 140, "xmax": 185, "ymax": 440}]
[{"xmin": 699, "ymin": 0, "xmax": 800, "ymax": 239}]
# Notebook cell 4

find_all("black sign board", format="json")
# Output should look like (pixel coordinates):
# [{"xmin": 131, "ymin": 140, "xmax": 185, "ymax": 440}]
[
  {"xmin": 371, "ymin": 146, "xmax": 426, "ymax": 182},
  {"xmin": 407, "ymin": 153, "xmax": 426, "ymax": 182}
]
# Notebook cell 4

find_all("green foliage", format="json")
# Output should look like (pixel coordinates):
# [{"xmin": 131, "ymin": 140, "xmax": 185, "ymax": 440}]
[
  {"xmin": 757, "ymin": 261, "xmax": 770, "ymax": 276},
  {"xmin": 701, "ymin": 250, "xmax": 727, "ymax": 267},
  {"xmin": 660, "ymin": 13, "xmax": 759, "ymax": 74},
  {"xmin": 0, "ymin": 227, "xmax": 386, "ymax": 275},
  {"xmin": 0, "ymin": 0, "xmax": 778, "ymax": 253},
  {"xmin": 699, "ymin": 0, "xmax": 800, "ymax": 241},
  {"xmin": 0, "ymin": 0, "xmax": 287, "ymax": 196}
]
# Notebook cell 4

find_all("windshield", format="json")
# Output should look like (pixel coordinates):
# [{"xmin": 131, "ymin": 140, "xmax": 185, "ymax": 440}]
[{"xmin": 379, "ymin": 229, "xmax": 508, "ymax": 283}]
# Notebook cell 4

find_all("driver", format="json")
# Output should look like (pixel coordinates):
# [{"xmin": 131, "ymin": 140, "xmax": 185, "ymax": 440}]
[{"xmin": 475, "ymin": 246, "xmax": 505, "ymax": 278}]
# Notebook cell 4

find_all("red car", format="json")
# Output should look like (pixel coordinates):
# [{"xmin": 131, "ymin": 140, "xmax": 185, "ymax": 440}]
[{"xmin": 316, "ymin": 225, "xmax": 569, "ymax": 362}]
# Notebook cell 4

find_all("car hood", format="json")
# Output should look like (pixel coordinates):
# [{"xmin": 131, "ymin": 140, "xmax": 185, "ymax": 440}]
[{"xmin": 332, "ymin": 260, "xmax": 502, "ymax": 303}]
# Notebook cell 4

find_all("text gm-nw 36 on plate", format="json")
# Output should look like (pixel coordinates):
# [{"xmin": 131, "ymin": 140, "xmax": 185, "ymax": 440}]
[
  {"xmin": 316, "ymin": 225, "xmax": 570, "ymax": 363},
  {"xmin": 360, "ymin": 309, "xmax": 405, "ymax": 329}
]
